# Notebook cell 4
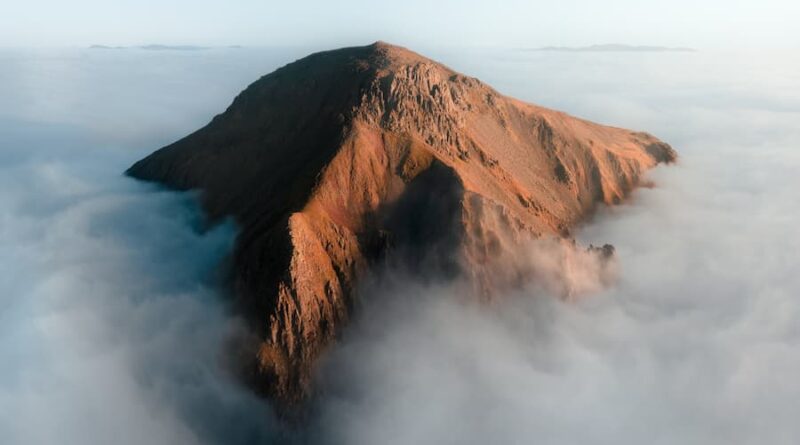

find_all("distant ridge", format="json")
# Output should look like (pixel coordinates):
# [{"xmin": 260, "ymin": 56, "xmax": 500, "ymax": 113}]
[
  {"xmin": 528, "ymin": 44, "xmax": 696, "ymax": 52},
  {"xmin": 139, "ymin": 44, "xmax": 210, "ymax": 51},
  {"xmin": 89, "ymin": 45, "xmax": 127, "ymax": 50},
  {"xmin": 88, "ymin": 44, "xmax": 239, "ymax": 51}
]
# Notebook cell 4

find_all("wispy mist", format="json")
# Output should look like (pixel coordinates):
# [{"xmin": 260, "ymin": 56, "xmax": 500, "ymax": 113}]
[{"xmin": 1, "ymin": 46, "xmax": 799, "ymax": 444}]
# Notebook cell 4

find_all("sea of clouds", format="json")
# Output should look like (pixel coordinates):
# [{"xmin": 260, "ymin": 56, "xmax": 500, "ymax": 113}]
[{"xmin": 1, "ymin": 46, "xmax": 799, "ymax": 444}]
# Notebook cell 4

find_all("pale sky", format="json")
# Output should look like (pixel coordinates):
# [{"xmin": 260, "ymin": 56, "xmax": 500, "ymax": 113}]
[{"xmin": 2, "ymin": 0, "xmax": 799, "ymax": 49}]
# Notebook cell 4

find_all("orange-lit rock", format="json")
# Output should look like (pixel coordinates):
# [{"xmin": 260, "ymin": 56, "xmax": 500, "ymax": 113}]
[{"xmin": 128, "ymin": 41, "xmax": 676, "ymax": 408}]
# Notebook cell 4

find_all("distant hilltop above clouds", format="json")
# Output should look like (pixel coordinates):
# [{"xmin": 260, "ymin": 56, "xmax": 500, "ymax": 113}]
[
  {"xmin": 528, "ymin": 44, "xmax": 696, "ymax": 52},
  {"xmin": 89, "ymin": 44, "xmax": 243, "ymax": 51}
]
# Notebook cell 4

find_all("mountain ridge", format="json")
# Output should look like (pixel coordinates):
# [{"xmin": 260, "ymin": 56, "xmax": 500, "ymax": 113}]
[
  {"xmin": 127, "ymin": 41, "xmax": 676, "ymax": 409},
  {"xmin": 529, "ymin": 44, "xmax": 696, "ymax": 52}
]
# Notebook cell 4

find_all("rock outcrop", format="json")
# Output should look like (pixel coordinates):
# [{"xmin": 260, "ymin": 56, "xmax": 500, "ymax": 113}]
[{"xmin": 127, "ymin": 41, "xmax": 676, "ymax": 408}]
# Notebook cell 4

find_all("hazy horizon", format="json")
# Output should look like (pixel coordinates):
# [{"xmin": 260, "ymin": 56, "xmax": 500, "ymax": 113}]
[{"xmin": 2, "ymin": 0, "xmax": 799, "ymax": 50}]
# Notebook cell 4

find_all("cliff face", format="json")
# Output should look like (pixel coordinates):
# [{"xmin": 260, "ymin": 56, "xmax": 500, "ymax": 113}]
[{"xmin": 127, "ymin": 42, "xmax": 676, "ymax": 407}]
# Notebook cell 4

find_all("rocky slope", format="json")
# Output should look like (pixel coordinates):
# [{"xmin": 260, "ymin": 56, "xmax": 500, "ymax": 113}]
[{"xmin": 127, "ymin": 41, "xmax": 676, "ymax": 408}]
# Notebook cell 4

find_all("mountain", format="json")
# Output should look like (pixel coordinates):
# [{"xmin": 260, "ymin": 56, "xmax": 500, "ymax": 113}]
[
  {"xmin": 88, "ymin": 44, "xmax": 127, "ymax": 50},
  {"xmin": 127, "ymin": 41, "xmax": 676, "ymax": 408},
  {"xmin": 89, "ymin": 44, "xmax": 215, "ymax": 51},
  {"xmin": 531, "ymin": 44, "xmax": 696, "ymax": 52},
  {"xmin": 138, "ymin": 44, "xmax": 211, "ymax": 51}
]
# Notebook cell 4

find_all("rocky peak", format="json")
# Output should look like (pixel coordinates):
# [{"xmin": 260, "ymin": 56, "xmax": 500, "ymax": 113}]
[{"xmin": 127, "ymin": 42, "xmax": 675, "ymax": 410}]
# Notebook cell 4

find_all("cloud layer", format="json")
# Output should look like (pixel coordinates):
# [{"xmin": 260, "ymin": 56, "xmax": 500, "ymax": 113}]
[{"xmin": 2, "ymin": 47, "xmax": 800, "ymax": 444}]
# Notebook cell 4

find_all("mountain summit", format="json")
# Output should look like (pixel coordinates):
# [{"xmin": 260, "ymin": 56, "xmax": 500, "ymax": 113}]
[{"xmin": 128, "ymin": 41, "xmax": 676, "ymax": 407}]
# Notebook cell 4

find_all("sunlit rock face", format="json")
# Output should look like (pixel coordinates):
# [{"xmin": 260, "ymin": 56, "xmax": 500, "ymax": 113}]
[{"xmin": 128, "ymin": 41, "xmax": 675, "ymax": 409}]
